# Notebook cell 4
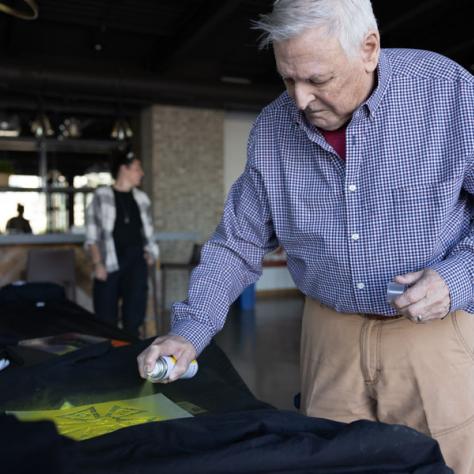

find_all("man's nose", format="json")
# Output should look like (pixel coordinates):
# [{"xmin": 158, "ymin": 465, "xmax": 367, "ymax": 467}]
[{"xmin": 293, "ymin": 82, "xmax": 314, "ymax": 111}]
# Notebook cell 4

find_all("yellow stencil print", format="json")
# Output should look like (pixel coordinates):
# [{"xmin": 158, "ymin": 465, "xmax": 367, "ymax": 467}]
[
  {"xmin": 9, "ymin": 393, "xmax": 192, "ymax": 441},
  {"xmin": 57, "ymin": 407, "xmax": 101, "ymax": 422},
  {"xmin": 105, "ymin": 405, "xmax": 148, "ymax": 420}
]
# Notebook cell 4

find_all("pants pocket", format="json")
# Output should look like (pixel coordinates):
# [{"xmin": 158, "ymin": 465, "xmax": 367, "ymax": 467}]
[{"xmin": 451, "ymin": 311, "xmax": 474, "ymax": 364}]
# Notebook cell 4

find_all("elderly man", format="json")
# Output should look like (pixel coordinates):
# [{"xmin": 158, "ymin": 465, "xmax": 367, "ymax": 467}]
[{"xmin": 138, "ymin": 1, "xmax": 474, "ymax": 471}]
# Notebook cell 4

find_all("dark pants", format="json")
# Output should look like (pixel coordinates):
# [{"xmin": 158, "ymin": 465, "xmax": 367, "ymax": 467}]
[{"xmin": 93, "ymin": 247, "xmax": 148, "ymax": 337}]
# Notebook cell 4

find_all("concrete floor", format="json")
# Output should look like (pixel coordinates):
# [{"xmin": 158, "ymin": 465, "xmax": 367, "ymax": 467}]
[{"xmin": 215, "ymin": 295, "xmax": 304, "ymax": 411}]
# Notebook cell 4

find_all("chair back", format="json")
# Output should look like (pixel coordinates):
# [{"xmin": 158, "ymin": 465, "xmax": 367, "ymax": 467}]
[{"xmin": 26, "ymin": 248, "xmax": 76, "ymax": 302}]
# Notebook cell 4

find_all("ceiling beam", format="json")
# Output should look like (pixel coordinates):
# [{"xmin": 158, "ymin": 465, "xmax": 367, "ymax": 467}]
[
  {"xmin": 0, "ymin": 63, "xmax": 282, "ymax": 111},
  {"xmin": 0, "ymin": 96, "xmax": 139, "ymax": 116}
]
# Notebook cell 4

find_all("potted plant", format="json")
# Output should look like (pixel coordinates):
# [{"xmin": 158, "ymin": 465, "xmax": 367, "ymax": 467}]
[{"xmin": 0, "ymin": 160, "xmax": 14, "ymax": 187}]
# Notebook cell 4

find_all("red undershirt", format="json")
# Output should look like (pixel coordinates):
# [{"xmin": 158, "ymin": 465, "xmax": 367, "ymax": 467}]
[{"xmin": 319, "ymin": 126, "xmax": 347, "ymax": 160}]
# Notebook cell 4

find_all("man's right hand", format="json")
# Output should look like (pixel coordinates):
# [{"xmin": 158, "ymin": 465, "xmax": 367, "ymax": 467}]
[
  {"xmin": 137, "ymin": 334, "xmax": 197, "ymax": 383},
  {"xmin": 93, "ymin": 263, "xmax": 108, "ymax": 281}
]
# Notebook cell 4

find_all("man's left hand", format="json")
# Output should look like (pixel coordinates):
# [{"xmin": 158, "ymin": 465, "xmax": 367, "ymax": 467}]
[{"xmin": 392, "ymin": 269, "xmax": 450, "ymax": 323}]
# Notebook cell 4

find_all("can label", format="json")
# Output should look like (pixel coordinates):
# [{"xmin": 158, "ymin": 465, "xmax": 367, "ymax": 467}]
[{"xmin": 147, "ymin": 356, "xmax": 198, "ymax": 382}]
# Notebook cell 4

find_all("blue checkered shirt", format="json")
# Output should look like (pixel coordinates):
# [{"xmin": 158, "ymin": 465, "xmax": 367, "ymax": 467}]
[{"xmin": 171, "ymin": 49, "xmax": 474, "ymax": 355}]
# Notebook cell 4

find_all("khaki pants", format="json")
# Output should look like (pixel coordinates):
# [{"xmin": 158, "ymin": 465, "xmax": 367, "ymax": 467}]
[{"xmin": 300, "ymin": 298, "xmax": 474, "ymax": 474}]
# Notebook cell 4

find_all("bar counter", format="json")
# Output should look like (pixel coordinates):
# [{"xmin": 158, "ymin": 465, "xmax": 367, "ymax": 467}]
[{"xmin": 0, "ymin": 231, "xmax": 197, "ymax": 246}]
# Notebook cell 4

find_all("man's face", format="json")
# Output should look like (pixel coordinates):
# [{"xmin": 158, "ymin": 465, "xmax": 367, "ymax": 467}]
[
  {"xmin": 274, "ymin": 27, "xmax": 379, "ymax": 131},
  {"xmin": 123, "ymin": 159, "xmax": 144, "ymax": 187}
]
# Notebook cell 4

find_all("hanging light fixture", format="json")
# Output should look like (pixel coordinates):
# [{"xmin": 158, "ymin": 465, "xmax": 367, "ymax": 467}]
[
  {"xmin": 0, "ymin": 0, "xmax": 38, "ymax": 20},
  {"xmin": 111, "ymin": 118, "xmax": 133, "ymax": 141},
  {"xmin": 110, "ymin": 76, "xmax": 133, "ymax": 141},
  {"xmin": 58, "ymin": 117, "xmax": 81, "ymax": 139},
  {"xmin": 31, "ymin": 112, "xmax": 54, "ymax": 138}
]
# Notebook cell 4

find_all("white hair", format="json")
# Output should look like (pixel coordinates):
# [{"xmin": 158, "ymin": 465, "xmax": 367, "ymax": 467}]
[{"xmin": 254, "ymin": 0, "xmax": 379, "ymax": 58}]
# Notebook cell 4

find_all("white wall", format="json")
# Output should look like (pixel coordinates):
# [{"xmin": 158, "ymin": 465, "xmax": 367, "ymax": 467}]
[
  {"xmin": 223, "ymin": 111, "xmax": 256, "ymax": 196},
  {"xmin": 223, "ymin": 111, "xmax": 296, "ymax": 292}
]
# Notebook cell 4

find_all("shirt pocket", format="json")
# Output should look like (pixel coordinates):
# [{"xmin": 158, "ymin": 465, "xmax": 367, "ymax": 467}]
[
  {"xmin": 388, "ymin": 178, "xmax": 462, "ymax": 262},
  {"xmin": 390, "ymin": 178, "xmax": 461, "ymax": 226}
]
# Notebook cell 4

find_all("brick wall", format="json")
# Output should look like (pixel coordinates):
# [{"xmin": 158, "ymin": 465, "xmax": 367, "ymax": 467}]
[{"xmin": 141, "ymin": 105, "xmax": 224, "ymax": 310}]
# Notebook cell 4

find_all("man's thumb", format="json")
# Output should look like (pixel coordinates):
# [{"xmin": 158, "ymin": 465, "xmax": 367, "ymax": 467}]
[{"xmin": 394, "ymin": 270, "xmax": 423, "ymax": 285}]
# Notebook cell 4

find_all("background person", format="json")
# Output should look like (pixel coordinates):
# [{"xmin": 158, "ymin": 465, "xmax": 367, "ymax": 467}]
[
  {"xmin": 137, "ymin": 1, "xmax": 474, "ymax": 471},
  {"xmin": 6, "ymin": 203, "xmax": 32, "ymax": 234},
  {"xmin": 85, "ymin": 150, "xmax": 159, "ymax": 337}
]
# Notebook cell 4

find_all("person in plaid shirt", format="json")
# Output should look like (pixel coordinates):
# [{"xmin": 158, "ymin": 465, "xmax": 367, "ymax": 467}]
[{"xmin": 86, "ymin": 149, "xmax": 158, "ymax": 337}]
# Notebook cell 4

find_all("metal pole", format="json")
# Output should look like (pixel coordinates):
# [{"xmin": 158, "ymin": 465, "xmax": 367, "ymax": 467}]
[{"xmin": 38, "ymin": 138, "xmax": 50, "ymax": 231}]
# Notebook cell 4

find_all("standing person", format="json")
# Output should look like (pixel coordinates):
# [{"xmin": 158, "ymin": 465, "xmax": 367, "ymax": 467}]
[
  {"xmin": 85, "ymin": 150, "xmax": 159, "ymax": 337},
  {"xmin": 6, "ymin": 203, "xmax": 32, "ymax": 234},
  {"xmin": 137, "ymin": 0, "xmax": 474, "ymax": 470}
]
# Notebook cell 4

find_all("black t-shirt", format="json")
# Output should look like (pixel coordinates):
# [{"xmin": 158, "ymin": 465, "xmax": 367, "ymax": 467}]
[{"xmin": 112, "ymin": 189, "xmax": 144, "ymax": 256}]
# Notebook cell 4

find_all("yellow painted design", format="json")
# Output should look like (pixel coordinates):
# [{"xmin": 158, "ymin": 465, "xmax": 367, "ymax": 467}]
[{"xmin": 9, "ymin": 393, "xmax": 192, "ymax": 441}]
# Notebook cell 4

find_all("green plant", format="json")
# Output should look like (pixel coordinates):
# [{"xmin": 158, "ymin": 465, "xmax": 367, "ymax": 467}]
[{"xmin": 0, "ymin": 160, "xmax": 14, "ymax": 174}]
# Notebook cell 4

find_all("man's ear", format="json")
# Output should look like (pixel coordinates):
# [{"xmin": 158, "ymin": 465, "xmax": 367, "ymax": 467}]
[{"xmin": 361, "ymin": 31, "xmax": 380, "ymax": 73}]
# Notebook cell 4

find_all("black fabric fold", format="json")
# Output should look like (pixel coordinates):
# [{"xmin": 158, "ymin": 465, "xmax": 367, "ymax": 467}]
[
  {"xmin": 0, "ymin": 409, "xmax": 451, "ymax": 474},
  {"xmin": 75, "ymin": 409, "xmax": 451, "ymax": 473}
]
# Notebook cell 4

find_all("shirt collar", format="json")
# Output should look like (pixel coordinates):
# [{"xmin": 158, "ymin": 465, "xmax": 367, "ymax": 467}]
[{"xmin": 364, "ymin": 49, "xmax": 392, "ymax": 116}]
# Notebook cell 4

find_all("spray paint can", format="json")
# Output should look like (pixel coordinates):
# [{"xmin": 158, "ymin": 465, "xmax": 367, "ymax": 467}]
[
  {"xmin": 386, "ymin": 281, "xmax": 407, "ymax": 303},
  {"xmin": 146, "ymin": 356, "xmax": 198, "ymax": 382}
]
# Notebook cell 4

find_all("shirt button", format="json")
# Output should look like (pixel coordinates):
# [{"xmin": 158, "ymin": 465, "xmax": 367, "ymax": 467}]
[
  {"xmin": 351, "ymin": 233, "xmax": 360, "ymax": 241},
  {"xmin": 356, "ymin": 282, "xmax": 365, "ymax": 290},
  {"xmin": 348, "ymin": 184, "xmax": 357, "ymax": 192}
]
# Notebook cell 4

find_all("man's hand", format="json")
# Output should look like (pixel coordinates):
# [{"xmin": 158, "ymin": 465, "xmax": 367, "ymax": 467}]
[
  {"xmin": 392, "ymin": 269, "xmax": 450, "ymax": 323},
  {"xmin": 137, "ymin": 334, "xmax": 196, "ymax": 383},
  {"xmin": 93, "ymin": 263, "xmax": 108, "ymax": 281}
]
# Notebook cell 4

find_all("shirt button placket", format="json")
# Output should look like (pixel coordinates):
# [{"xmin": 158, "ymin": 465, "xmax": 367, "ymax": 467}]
[{"xmin": 347, "ymin": 130, "xmax": 365, "ymax": 300}]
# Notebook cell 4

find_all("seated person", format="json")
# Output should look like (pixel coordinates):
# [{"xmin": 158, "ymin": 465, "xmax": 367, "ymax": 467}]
[{"xmin": 6, "ymin": 204, "xmax": 32, "ymax": 234}]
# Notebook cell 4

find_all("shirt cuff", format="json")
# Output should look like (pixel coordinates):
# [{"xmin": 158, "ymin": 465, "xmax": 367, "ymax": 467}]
[
  {"xmin": 169, "ymin": 319, "xmax": 213, "ymax": 356},
  {"xmin": 83, "ymin": 238, "xmax": 96, "ymax": 251},
  {"xmin": 430, "ymin": 251, "xmax": 474, "ymax": 311}
]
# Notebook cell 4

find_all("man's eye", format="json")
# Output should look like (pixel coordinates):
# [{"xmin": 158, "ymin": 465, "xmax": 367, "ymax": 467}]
[{"xmin": 309, "ymin": 78, "xmax": 331, "ymax": 86}]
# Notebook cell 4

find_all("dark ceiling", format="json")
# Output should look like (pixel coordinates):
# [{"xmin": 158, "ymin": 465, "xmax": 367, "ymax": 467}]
[{"xmin": 0, "ymin": 0, "xmax": 473, "ymax": 115}]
